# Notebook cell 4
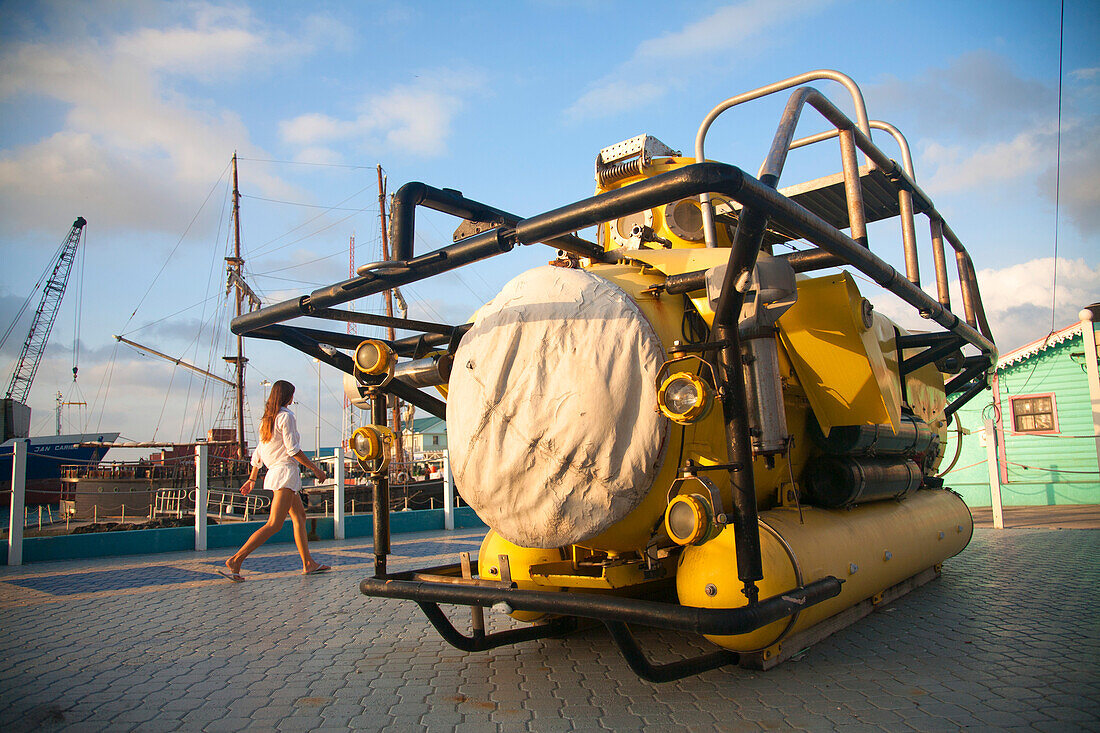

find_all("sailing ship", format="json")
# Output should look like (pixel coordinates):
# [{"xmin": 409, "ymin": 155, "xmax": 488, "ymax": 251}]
[{"xmin": 55, "ymin": 154, "xmax": 258, "ymax": 521}]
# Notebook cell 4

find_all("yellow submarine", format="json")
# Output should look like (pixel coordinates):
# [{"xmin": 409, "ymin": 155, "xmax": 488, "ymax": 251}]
[{"xmin": 232, "ymin": 70, "xmax": 997, "ymax": 681}]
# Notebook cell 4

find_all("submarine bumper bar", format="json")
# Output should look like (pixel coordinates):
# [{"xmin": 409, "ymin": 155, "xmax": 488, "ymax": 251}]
[
  {"xmin": 361, "ymin": 568, "xmax": 841, "ymax": 683},
  {"xmin": 361, "ymin": 569, "xmax": 841, "ymax": 636}
]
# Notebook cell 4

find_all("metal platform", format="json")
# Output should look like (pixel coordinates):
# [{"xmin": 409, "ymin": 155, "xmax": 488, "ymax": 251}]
[{"xmin": 718, "ymin": 165, "xmax": 903, "ymax": 246}]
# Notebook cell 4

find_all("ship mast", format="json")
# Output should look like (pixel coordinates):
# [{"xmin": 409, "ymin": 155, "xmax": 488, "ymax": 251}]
[
  {"xmin": 224, "ymin": 153, "xmax": 248, "ymax": 460},
  {"xmin": 377, "ymin": 165, "xmax": 405, "ymax": 466}
]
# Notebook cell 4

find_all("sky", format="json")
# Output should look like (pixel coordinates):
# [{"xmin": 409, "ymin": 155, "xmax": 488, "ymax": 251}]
[{"xmin": 0, "ymin": 0, "xmax": 1097, "ymax": 453}]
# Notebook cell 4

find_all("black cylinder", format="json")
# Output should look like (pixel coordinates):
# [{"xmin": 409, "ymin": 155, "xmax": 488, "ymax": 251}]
[
  {"xmin": 664, "ymin": 270, "xmax": 708, "ymax": 295},
  {"xmin": 372, "ymin": 394, "xmax": 390, "ymax": 577},
  {"xmin": 810, "ymin": 413, "xmax": 934, "ymax": 457},
  {"xmin": 804, "ymin": 457, "xmax": 921, "ymax": 508}
]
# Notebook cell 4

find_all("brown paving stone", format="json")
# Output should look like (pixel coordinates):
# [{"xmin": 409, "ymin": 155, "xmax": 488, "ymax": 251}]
[{"xmin": 0, "ymin": 527, "xmax": 1096, "ymax": 731}]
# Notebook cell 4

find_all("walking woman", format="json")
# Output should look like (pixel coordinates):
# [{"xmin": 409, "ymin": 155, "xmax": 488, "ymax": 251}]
[{"xmin": 220, "ymin": 380, "xmax": 330, "ymax": 581}]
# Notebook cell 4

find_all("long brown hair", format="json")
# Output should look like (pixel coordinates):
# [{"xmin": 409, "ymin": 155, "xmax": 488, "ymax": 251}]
[{"xmin": 259, "ymin": 380, "xmax": 295, "ymax": 443}]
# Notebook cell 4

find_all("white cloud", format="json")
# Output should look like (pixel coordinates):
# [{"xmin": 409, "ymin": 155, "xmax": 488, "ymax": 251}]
[
  {"xmin": 292, "ymin": 147, "xmax": 345, "ymax": 166},
  {"xmin": 0, "ymin": 4, "xmax": 326, "ymax": 236},
  {"xmin": 869, "ymin": 51, "xmax": 1055, "ymax": 141},
  {"xmin": 564, "ymin": 0, "xmax": 832, "ymax": 121},
  {"xmin": 870, "ymin": 256, "xmax": 1100, "ymax": 352},
  {"xmin": 115, "ymin": 26, "xmax": 265, "ymax": 75},
  {"xmin": 279, "ymin": 73, "xmax": 484, "ymax": 157},
  {"xmin": 564, "ymin": 81, "xmax": 667, "ymax": 125},
  {"xmin": 922, "ymin": 125, "xmax": 1054, "ymax": 193},
  {"xmin": 873, "ymin": 52, "xmax": 1100, "ymax": 236}
]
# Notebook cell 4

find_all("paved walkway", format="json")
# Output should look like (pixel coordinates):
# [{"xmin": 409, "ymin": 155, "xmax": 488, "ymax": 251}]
[
  {"xmin": 970, "ymin": 504, "xmax": 1100, "ymax": 530},
  {"xmin": 0, "ymin": 525, "xmax": 1097, "ymax": 732}
]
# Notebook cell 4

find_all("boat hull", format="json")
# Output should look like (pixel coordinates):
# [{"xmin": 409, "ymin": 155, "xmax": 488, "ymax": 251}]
[{"xmin": 1, "ymin": 433, "xmax": 118, "ymax": 505}]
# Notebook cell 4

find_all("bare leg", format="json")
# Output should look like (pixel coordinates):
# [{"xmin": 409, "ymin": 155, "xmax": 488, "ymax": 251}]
[
  {"xmin": 226, "ymin": 488, "xmax": 292, "ymax": 574},
  {"xmin": 287, "ymin": 496, "xmax": 319, "ymax": 572}
]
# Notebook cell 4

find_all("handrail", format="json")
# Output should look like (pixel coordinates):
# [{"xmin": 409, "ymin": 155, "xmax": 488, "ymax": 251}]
[
  {"xmin": 788, "ymin": 119, "xmax": 915, "ymax": 179},
  {"xmin": 693, "ymin": 73, "xmax": 995, "ymax": 348},
  {"xmin": 695, "ymin": 69, "xmax": 872, "ymax": 249}
]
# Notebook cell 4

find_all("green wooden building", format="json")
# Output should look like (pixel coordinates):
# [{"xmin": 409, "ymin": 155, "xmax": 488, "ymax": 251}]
[{"xmin": 943, "ymin": 305, "xmax": 1100, "ymax": 507}]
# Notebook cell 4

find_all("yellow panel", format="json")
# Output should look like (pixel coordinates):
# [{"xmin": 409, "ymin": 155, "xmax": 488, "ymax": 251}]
[
  {"xmin": 777, "ymin": 273, "xmax": 899, "ymax": 433},
  {"xmin": 625, "ymin": 249, "xmax": 731, "ymax": 325},
  {"xmin": 628, "ymin": 248, "xmax": 732, "ymax": 277}
]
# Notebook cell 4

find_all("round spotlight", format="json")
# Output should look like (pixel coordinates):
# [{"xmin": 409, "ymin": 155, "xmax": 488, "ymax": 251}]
[
  {"xmin": 349, "ymin": 425, "xmax": 386, "ymax": 462},
  {"xmin": 664, "ymin": 493, "xmax": 714, "ymax": 546},
  {"xmin": 657, "ymin": 372, "xmax": 713, "ymax": 425},
  {"xmin": 354, "ymin": 339, "xmax": 395, "ymax": 376}
]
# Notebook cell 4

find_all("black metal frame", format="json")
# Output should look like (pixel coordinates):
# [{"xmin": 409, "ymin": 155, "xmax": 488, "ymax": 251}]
[
  {"xmin": 360, "ymin": 562, "xmax": 841, "ymax": 683},
  {"xmin": 231, "ymin": 96, "xmax": 997, "ymax": 681}
]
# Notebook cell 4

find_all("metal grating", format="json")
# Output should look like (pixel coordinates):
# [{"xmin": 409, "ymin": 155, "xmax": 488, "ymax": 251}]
[{"xmin": 718, "ymin": 165, "xmax": 903, "ymax": 247}]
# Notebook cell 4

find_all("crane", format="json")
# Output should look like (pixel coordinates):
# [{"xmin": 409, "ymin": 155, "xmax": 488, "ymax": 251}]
[{"xmin": 4, "ymin": 217, "xmax": 87, "ymax": 406}]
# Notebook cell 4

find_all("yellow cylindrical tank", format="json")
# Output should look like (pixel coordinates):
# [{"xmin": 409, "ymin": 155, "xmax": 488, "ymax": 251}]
[
  {"xmin": 478, "ymin": 529, "xmax": 565, "ymax": 622},
  {"xmin": 676, "ymin": 489, "xmax": 973, "ymax": 652}
]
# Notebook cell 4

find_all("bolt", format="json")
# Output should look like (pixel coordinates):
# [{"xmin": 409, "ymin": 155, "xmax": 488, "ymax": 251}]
[{"xmin": 704, "ymin": 583, "xmax": 717, "ymax": 597}]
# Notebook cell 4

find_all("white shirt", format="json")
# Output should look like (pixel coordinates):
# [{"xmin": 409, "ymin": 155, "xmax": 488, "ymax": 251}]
[{"xmin": 251, "ymin": 407, "xmax": 302, "ymax": 470}]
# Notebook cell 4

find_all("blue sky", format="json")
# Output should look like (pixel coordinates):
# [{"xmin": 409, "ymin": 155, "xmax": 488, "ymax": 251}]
[{"xmin": 0, "ymin": 0, "xmax": 1097, "ymax": 449}]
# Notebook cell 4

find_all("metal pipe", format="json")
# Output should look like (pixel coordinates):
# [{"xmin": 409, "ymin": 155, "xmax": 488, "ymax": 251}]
[
  {"xmin": 361, "ymin": 572, "xmax": 843, "ymax": 636},
  {"xmin": 515, "ymin": 163, "xmax": 745, "ymax": 245},
  {"xmin": 663, "ymin": 270, "xmax": 708, "ymax": 295},
  {"xmin": 711, "ymin": 203, "xmax": 772, "ymax": 602},
  {"xmin": 898, "ymin": 188, "xmax": 920, "ymax": 287},
  {"xmin": 733, "ymin": 173, "xmax": 994, "ymax": 356},
  {"xmin": 603, "ymin": 621, "xmax": 740, "ymax": 683},
  {"xmin": 232, "ymin": 229, "xmax": 512, "ymax": 336},
  {"xmin": 389, "ymin": 182, "xmax": 517, "ymax": 262},
  {"xmin": 954, "ymin": 249, "xmax": 978, "ymax": 329},
  {"xmin": 944, "ymin": 380, "xmax": 989, "ymax": 419},
  {"xmin": 929, "ymin": 218, "xmax": 951, "ymax": 309},
  {"xmin": 371, "ymin": 393, "xmax": 389, "ymax": 578},
  {"xmin": 416, "ymin": 602, "xmax": 574, "ymax": 652},
  {"xmin": 394, "ymin": 354, "xmax": 453, "ymax": 388},
  {"xmin": 696, "ymin": 70, "xmax": 872, "ymax": 249},
  {"xmin": 389, "ymin": 181, "xmax": 602, "ymax": 262},
  {"xmin": 383, "ymin": 378, "xmax": 446, "ymax": 420},
  {"xmin": 788, "ymin": 120, "xmax": 916, "ymax": 180},
  {"xmin": 310, "ymin": 308, "xmax": 459, "ymax": 337},
  {"xmin": 838, "ymin": 128, "xmax": 868, "ymax": 247},
  {"xmin": 779, "ymin": 248, "xmax": 845, "ymax": 273}
]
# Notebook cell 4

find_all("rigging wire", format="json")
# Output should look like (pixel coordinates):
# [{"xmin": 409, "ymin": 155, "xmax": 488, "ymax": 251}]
[
  {"xmin": 247, "ymin": 182, "xmax": 377, "ymax": 257},
  {"xmin": 1007, "ymin": 9, "xmax": 1067, "ymax": 399},
  {"xmin": 252, "ymin": 247, "xmax": 348, "ymax": 276},
  {"xmin": 242, "ymin": 193, "xmax": 378, "ymax": 213},
  {"xmin": 120, "ymin": 294, "xmax": 223, "ymax": 336},
  {"xmin": 181, "ymin": 173, "xmax": 234, "ymax": 444},
  {"xmin": 236, "ymin": 156, "xmax": 376, "ymax": 170},
  {"xmin": 120, "ymin": 161, "xmax": 231, "ymax": 332},
  {"xmin": 1050, "ymin": 0, "xmax": 1064, "ymax": 334},
  {"xmin": 0, "ymin": 230, "xmax": 70, "ymax": 351}
]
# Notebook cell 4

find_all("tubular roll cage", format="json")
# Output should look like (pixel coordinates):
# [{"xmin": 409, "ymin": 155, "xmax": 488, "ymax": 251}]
[{"xmin": 231, "ymin": 72, "xmax": 996, "ymax": 682}]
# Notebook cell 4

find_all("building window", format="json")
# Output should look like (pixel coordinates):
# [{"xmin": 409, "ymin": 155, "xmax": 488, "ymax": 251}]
[
  {"xmin": 432, "ymin": 435, "xmax": 440, "ymax": 446},
  {"xmin": 1009, "ymin": 394, "xmax": 1058, "ymax": 433}
]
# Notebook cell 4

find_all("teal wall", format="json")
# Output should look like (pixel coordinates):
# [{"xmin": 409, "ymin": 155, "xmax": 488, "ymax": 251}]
[
  {"xmin": 944, "ymin": 330, "xmax": 1100, "ymax": 507},
  {"xmin": 2, "ymin": 507, "xmax": 487, "ymax": 565}
]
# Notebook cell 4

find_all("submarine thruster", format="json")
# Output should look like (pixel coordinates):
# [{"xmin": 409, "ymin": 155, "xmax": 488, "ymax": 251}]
[{"xmin": 231, "ymin": 70, "xmax": 997, "ymax": 682}]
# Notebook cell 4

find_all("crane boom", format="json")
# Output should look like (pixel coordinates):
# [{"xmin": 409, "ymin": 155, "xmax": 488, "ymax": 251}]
[
  {"xmin": 5, "ymin": 217, "xmax": 87, "ymax": 404},
  {"xmin": 113, "ymin": 335, "xmax": 235, "ymax": 387}
]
